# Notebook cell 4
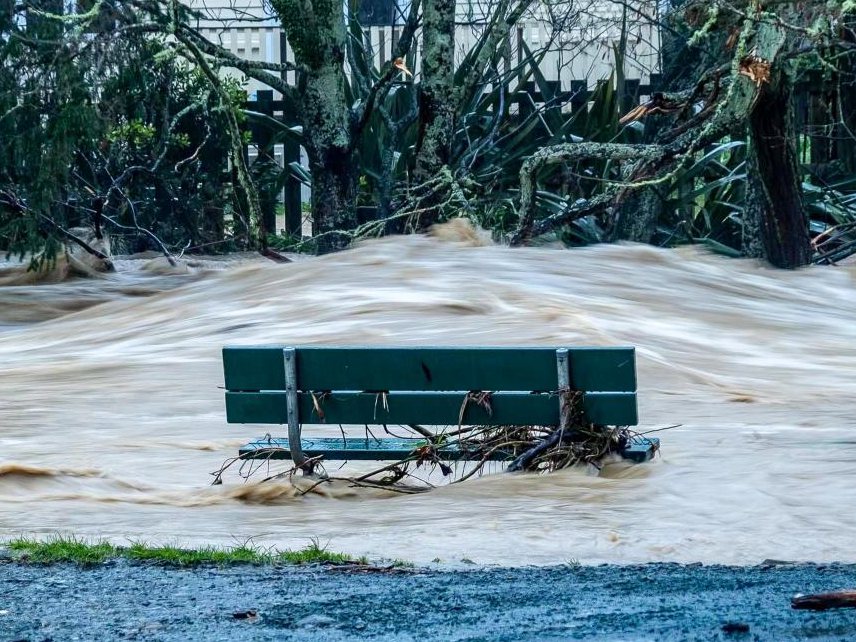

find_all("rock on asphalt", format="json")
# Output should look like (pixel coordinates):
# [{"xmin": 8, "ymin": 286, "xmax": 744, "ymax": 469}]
[{"xmin": 2, "ymin": 562, "xmax": 856, "ymax": 641}]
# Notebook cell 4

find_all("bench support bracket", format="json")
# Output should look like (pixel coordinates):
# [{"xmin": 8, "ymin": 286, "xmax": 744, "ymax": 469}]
[
  {"xmin": 555, "ymin": 348, "xmax": 571, "ymax": 433},
  {"xmin": 283, "ymin": 347, "xmax": 306, "ymax": 467}
]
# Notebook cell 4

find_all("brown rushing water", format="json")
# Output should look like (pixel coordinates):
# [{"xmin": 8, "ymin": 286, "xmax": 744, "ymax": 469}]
[{"xmin": 0, "ymin": 229, "xmax": 854, "ymax": 566}]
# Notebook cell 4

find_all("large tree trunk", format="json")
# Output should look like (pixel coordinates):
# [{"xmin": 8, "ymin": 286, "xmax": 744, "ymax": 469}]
[
  {"xmin": 274, "ymin": 0, "xmax": 358, "ymax": 252},
  {"xmin": 610, "ymin": 187, "xmax": 662, "ymax": 242},
  {"xmin": 301, "ymin": 69, "xmax": 359, "ymax": 252},
  {"xmin": 744, "ymin": 70, "xmax": 811, "ymax": 268},
  {"xmin": 610, "ymin": 113, "xmax": 672, "ymax": 243},
  {"xmin": 838, "ymin": 12, "xmax": 856, "ymax": 175},
  {"xmin": 411, "ymin": 0, "xmax": 456, "ymax": 226},
  {"xmin": 307, "ymin": 143, "xmax": 358, "ymax": 252}
]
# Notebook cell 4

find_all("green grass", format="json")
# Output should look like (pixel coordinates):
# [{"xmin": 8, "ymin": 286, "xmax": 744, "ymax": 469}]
[
  {"xmin": 277, "ymin": 540, "xmax": 362, "ymax": 565},
  {"xmin": 388, "ymin": 558, "xmax": 415, "ymax": 568},
  {"xmin": 4, "ymin": 535, "xmax": 369, "ymax": 567},
  {"xmin": 7, "ymin": 536, "xmax": 117, "ymax": 565}
]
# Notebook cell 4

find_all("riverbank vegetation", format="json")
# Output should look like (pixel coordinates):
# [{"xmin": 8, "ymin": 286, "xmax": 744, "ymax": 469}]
[
  {"xmin": 2, "ymin": 1, "xmax": 856, "ymax": 269},
  {"xmin": 4, "ymin": 536, "xmax": 364, "ymax": 567}
]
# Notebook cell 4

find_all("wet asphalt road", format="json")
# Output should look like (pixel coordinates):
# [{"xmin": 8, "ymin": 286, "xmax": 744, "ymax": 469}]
[{"xmin": 2, "ymin": 562, "xmax": 856, "ymax": 641}]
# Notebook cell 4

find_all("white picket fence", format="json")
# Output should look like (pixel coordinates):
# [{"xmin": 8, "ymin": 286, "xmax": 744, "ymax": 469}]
[
  {"xmin": 185, "ymin": 0, "xmax": 661, "ymax": 222},
  {"xmin": 185, "ymin": 0, "xmax": 661, "ymax": 97}
]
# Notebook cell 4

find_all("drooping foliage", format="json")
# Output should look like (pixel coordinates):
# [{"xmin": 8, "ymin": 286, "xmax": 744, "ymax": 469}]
[
  {"xmin": 0, "ymin": 4, "xmax": 245, "ymax": 267},
  {"xmin": 91, "ymin": 38, "xmax": 246, "ymax": 254}
]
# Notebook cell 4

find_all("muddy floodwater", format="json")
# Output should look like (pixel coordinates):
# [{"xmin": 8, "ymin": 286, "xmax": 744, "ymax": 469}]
[{"xmin": 0, "ymin": 230, "xmax": 854, "ymax": 566}]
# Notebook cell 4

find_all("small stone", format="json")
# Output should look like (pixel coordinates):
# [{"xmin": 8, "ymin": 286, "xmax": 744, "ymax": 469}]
[{"xmin": 721, "ymin": 622, "xmax": 750, "ymax": 634}]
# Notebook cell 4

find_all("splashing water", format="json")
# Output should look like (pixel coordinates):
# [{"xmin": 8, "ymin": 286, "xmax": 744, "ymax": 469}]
[{"xmin": 0, "ymin": 231, "xmax": 854, "ymax": 566}]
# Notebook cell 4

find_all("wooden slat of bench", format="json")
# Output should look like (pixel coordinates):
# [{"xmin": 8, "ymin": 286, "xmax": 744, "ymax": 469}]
[
  {"xmin": 238, "ymin": 437, "xmax": 514, "ymax": 461},
  {"xmin": 225, "ymin": 391, "xmax": 638, "ymax": 426},
  {"xmin": 222, "ymin": 346, "xmax": 636, "ymax": 393}
]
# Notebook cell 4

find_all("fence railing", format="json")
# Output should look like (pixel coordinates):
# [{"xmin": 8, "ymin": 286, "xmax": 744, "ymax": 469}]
[{"xmin": 200, "ymin": 17, "xmax": 662, "ymax": 94}]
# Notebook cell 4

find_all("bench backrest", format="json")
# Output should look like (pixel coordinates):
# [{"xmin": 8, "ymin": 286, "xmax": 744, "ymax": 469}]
[{"xmin": 223, "ymin": 346, "xmax": 637, "ymax": 427}]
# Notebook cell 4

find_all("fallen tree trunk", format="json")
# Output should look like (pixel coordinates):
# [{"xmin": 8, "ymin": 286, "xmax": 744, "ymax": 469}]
[{"xmin": 511, "ymin": 144, "xmax": 665, "ymax": 246}]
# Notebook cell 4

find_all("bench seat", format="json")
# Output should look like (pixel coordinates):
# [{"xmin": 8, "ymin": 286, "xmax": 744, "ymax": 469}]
[{"xmin": 238, "ymin": 436, "xmax": 659, "ymax": 463}]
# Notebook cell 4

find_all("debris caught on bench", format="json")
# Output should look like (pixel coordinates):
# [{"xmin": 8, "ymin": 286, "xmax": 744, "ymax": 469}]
[{"xmin": 211, "ymin": 386, "xmax": 658, "ymax": 492}]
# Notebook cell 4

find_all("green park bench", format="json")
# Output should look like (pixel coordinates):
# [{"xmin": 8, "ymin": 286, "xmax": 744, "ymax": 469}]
[{"xmin": 222, "ymin": 346, "xmax": 658, "ymax": 468}]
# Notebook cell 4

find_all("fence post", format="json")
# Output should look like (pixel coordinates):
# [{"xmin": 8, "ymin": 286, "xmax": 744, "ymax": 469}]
[
  {"xmin": 807, "ymin": 72, "xmax": 831, "ymax": 167},
  {"xmin": 250, "ymin": 90, "xmax": 277, "ymax": 237},
  {"xmin": 279, "ymin": 32, "xmax": 303, "ymax": 237},
  {"xmin": 621, "ymin": 78, "xmax": 640, "ymax": 115},
  {"xmin": 282, "ymin": 140, "xmax": 302, "ymax": 237}
]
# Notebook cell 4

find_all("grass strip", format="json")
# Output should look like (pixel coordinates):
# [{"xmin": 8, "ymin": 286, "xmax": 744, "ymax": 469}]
[{"xmin": 4, "ymin": 535, "xmax": 366, "ymax": 567}]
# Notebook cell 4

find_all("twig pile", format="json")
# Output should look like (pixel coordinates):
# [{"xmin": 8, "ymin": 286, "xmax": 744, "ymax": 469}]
[{"xmin": 453, "ymin": 389, "xmax": 632, "ymax": 475}]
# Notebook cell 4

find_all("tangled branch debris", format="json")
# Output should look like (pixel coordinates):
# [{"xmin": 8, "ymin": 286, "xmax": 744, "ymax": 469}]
[{"xmin": 211, "ymin": 388, "xmax": 649, "ymax": 493}]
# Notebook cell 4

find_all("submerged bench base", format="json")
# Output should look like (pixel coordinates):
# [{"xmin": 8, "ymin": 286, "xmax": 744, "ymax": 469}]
[{"xmin": 238, "ymin": 436, "xmax": 659, "ymax": 464}]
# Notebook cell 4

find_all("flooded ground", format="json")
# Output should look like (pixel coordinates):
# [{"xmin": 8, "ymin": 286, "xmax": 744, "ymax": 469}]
[{"xmin": 0, "ymin": 230, "xmax": 854, "ymax": 566}]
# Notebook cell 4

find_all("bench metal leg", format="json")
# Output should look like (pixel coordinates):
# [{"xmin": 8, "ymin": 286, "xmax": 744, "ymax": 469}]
[
  {"xmin": 555, "ymin": 348, "xmax": 571, "ymax": 432},
  {"xmin": 283, "ymin": 347, "xmax": 307, "ymax": 468}
]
